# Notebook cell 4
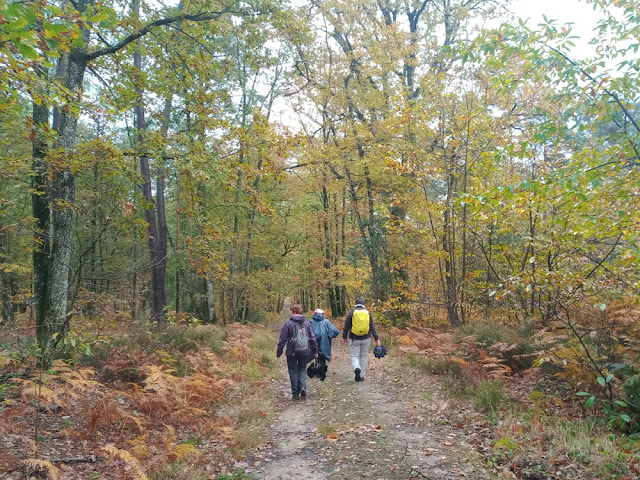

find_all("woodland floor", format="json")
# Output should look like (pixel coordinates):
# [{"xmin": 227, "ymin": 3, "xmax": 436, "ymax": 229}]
[
  {"xmin": 3, "ymin": 307, "xmax": 638, "ymax": 479},
  {"xmin": 233, "ymin": 312, "xmax": 491, "ymax": 480}
]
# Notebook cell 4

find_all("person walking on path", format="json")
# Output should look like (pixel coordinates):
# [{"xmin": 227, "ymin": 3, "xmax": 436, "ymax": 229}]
[
  {"xmin": 343, "ymin": 297, "xmax": 380, "ymax": 382},
  {"xmin": 277, "ymin": 304, "xmax": 318, "ymax": 400},
  {"xmin": 310, "ymin": 308, "xmax": 340, "ymax": 371}
]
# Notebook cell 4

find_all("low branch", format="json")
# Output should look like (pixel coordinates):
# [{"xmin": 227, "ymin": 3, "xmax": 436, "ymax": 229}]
[
  {"xmin": 284, "ymin": 163, "xmax": 308, "ymax": 170},
  {"xmin": 585, "ymin": 232, "xmax": 623, "ymax": 280}
]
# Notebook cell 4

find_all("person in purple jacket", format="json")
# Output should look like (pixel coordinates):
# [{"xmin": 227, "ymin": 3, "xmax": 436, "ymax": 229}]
[{"xmin": 277, "ymin": 304, "xmax": 318, "ymax": 400}]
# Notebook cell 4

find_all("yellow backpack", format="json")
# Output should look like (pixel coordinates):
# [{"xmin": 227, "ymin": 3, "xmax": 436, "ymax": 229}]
[{"xmin": 351, "ymin": 309, "xmax": 370, "ymax": 336}]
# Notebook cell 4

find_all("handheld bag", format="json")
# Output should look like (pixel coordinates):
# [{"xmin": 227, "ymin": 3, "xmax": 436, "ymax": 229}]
[
  {"xmin": 374, "ymin": 344, "xmax": 387, "ymax": 358},
  {"xmin": 291, "ymin": 323, "xmax": 309, "ymax": 357},
  {"xmin": 351, "ymin": 309, "xmax": 370, "ymax": 336}
]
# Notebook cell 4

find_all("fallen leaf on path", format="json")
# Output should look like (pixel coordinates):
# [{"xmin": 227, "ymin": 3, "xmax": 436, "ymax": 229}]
[{"xmin": 326, "ymin": 433, "xmax": 339, "ymax": 442}]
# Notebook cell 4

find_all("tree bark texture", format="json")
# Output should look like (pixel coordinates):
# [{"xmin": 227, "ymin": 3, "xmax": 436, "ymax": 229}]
[{"xmin": 133, "ymin": 0, "xmax": 168, "ymax": 323}]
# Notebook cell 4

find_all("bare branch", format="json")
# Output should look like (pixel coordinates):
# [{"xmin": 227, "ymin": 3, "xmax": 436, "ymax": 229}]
[{"xmin": 85, "ymin": 8, "xmax": 240, "ymax": 61}]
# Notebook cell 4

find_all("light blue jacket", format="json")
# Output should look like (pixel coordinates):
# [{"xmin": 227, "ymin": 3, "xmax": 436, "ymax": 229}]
[{"xmin": 310, "ymin": 313, "xmax": 340, "ymax": 359}]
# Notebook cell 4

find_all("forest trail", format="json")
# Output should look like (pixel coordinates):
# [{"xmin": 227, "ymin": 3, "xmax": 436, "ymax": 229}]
[{"xmin": 236, "ymin": 309, "xmax": 491, "ymax": 480}]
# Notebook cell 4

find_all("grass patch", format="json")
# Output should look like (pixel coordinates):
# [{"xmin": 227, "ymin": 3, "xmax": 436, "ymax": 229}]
[
  {"xmin": 408, "ymin": 354, "xmax": 463, "ymax": 378},
  {"xmin": 472, "ymin": 380, "xmax": 507, "ymax": 415},
  {"xmin": 316, "ymin": 423, "xmax": 338, "ymax": 436},
  {"xmin": 165, "ymin": 325, "xmax": 227, "ymax": 354},
  {"xmin": 248, "ymin": 336, "xmax": 278, "ymax": 370},
  {"xmin": 550, "ymin": 420, "xmax": 625, "ymax": 472},
  {"xmin": 110, "ymin": 324, "xmax": 159, "ymax": 352},
  {"xmin": 502, "ymin": 416, "xmax": 638, "ymax": 479},
  {"xmin": 379, "ymin": 331, "xmax": 399, "ymax": 351},
  {"xmin": 229, "ymin": 360, "xmax": 265, "ymax": 381},
  {"xmin": 408, "ymin": 353, "xmax": 432, "ymax": 370},
  {"xmin": 218, "ymin": 381, "xmax": 276, "ymax": 457},
  {"xmin": 442, "ymin": 378, "xmax": 469, "ymax": 400},
  {"xmin": 147, "ymin": 461, "xmax": 208, "ymax": 480},
  {"xmin": 180, "ymin": 437, "xmax": 204, "ymax": 446},
  {"xmin": 456, "ymin": 321, "xmax": 516, "ymax": 346}
]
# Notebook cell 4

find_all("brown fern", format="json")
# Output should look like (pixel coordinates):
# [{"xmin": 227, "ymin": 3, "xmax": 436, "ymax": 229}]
[
  {"xmin": 103, "ymin": 444, "xmax": 149, "ymax": 480},
  {"xmin": 22, "ymin": 458, "xmax": 59, "ymax": 480}
]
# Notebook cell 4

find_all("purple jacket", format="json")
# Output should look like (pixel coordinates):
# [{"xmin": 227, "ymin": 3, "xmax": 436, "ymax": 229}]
[{"xmin": 277, "ymin": 314, "xmax": 318, "ymax": 358}]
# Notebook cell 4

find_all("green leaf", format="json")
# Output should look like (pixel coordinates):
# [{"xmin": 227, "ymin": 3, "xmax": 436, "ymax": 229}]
[
  {"xmin": 45, "ymin": 38, "xmax": 60, "ymax": 51},
  {"xmin": 597, "ymin": 376, "xmax": 605, "ymax": 387},
  {"xmin": 44, "ymin": 22, "xmax": 70, "ymax": 36},
  {"xmin": 605, "ymin": 373, "xmax": 614, "ymax": 383},
  {"xmin": 620, "ymin": 414, "xmax": 631, "ymax": 423},
  {"xmin": 17, "ymin": 43, "xmax": 38, "ymax": 60},
  {"xmin": 23, "ymin": 6, "xmax": 37, "ymax": 24},
  {"xmin": 585, "ymin": 396, "xmax": 595, "ymax": 408},
  {"xmin": 576, "ymin": 391, "xmax": 591, "ymax": 396},
  {"xmin": 614, "ymin": 400, "xmax": 627, "ymax": 407}
]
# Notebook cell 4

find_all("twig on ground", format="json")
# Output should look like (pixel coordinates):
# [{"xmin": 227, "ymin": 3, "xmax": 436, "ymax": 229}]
[{"xmin": 51, "ymin": 456, "xmax": 104, "ymax": 463}]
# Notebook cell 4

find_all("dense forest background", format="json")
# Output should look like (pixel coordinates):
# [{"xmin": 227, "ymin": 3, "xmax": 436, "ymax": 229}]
[
  {"xmin": 2, "ymin": 0, "xmax": 639, "ymax": 354},
  {"xmin": 2, "ymin": 0, "xmax": 640, "ymax": 477}
]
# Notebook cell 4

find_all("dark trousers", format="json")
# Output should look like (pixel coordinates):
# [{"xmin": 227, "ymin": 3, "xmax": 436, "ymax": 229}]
[{"xmin": 287, "ymin": 355, "xmax": 307, "ymax": 395}]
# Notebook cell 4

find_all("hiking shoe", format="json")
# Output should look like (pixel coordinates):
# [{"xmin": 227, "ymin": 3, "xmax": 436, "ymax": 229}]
[
  {"xmin": 355, "ymin": 368, "xmax": 362, "ymax": 382},
  {"xmin": 300, "ymin": 389, "xmax": 306, "ymax": 398},
  {"xmin": 292, "ymin": 392, "xmax": 299, "ymax": 400}
]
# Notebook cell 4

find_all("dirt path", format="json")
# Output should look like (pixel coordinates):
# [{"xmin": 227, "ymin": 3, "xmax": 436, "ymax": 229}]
[{"xmin": 237, "ymin": 311, "xmax": 493, "ymax": 480}]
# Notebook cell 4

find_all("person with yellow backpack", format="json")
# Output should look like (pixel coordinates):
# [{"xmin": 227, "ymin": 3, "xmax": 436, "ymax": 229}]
[{"xmin": 342, "ymin": 297, "xmax": 380, "ymax": 382}]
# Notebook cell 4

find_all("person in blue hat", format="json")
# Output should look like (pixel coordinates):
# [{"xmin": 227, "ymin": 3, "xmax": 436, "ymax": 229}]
[{"xmin": 310, "ymin": 308, "xmax": 340, "ymax": 375}]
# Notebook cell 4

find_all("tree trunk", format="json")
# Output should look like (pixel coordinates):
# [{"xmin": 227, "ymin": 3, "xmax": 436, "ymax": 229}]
[
  {"xmin": 345, "ymin": 164, "xmax": 383, "ymax": 302},
  {"xmin": 206, "ymin": 277, "xmax": 216, "ymax": 323},
  {"xmin": 241, "ymin": 157, "xmax": 263, "ymax": 323},
  {"xmin": 133, "ymin": 1, "xmax": 168, "ymax": 324},
  {"xmin": 333, "ymin": 193, "xmax": 345, "ymax": 316},
  {"xmin": 155, "ymin": 96, "xmax": 170, "ymax": 320},
  {"xmin": 175, "ymin": 193, "xmax": 180, "ymax": 315},
  {"xmin": 32, "ymin": 70, "xmax": 50, "ymax": 340},
  {"xmin": 443, "ymin": 166, "xmax": 461, "ymax": 327},
  {"xmin": 322, "ymin": 185, "xmax": 338, "ymax": 316},
  {"xmin": 1, "ymin": 231, "xmax": 15, "ymax": 324},
  {"xmin": 33, "ymin": 40, "xmax": 89, "ymax": 365}
]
